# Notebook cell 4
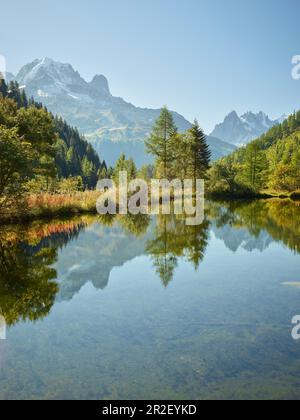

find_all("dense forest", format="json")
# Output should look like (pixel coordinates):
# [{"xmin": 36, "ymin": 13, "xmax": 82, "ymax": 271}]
[
  {"xmin": 208, "ymin": 111, "xmax": 300, "ymax": 196},
  {"xmin": 0, "ymin": 79, "xmax": 108, "ymax": 217},
  {"xmin": 0, "ymin": 79, "xmax": 106, "ymax": 187}
]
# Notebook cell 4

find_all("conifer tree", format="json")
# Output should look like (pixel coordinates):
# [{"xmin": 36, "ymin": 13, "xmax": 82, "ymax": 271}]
[
  {"xmin": 187, "ymin": 120, "xmax": 211, "ymax": 182},
  {"xmin": 67, "ymin": 147, "xmax": 80, "ymax": 176},
  {"xmin": 145, "ymin": 107, "xmax": 177, "ymax": 179},
  {"xmin": 126, "ymin": 158, "xmax": 137, "ymax": 181},
  {"xmin": 113, "ymin": 154, "xmax": 137, "ymax": 185},
  {"xmin": 21, "ymin": 90, "xmax": 28, "ymax": 108},
  {"xmin": 81, "ymin": 156, "xmax": 98, "ymax": 189},
  {"xmin": 113, "ymin": 154, "xmax": 127, "ymax": 185},
  {"xmin": 0, "ymin": 79, "xmax": 7, "ymax": 98},
  {"xmin": 242, "ymin": 142, "xmax": 267, "ymax": 190}
]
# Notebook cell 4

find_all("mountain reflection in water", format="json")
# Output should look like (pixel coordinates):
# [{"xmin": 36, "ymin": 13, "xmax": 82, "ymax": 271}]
[
  {"xmin": 0, "ymin": 199, "xmax": 299, "ymax": 328},
  {"xmin": 1, "ymin": 199, "xmax": 300, "ymax": 400}
]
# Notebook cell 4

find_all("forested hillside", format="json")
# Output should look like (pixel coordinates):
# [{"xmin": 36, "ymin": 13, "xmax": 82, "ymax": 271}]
[
  {"xmin": 0, "ymin": 80, "xmax": 105, "ymax": 190},
  {"xmin": 54, "ymin": 117, "xmax": 104, "ymax": 185},
  {"xmin": 208, "ymin": 111, "xmax": 300, "ymax": 196},
  {"xmin": 0, "ymin": 78, "xmax": 108, "ymax": 219}
]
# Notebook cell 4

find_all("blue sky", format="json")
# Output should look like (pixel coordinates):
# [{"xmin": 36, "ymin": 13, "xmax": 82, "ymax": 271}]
[{"xmin": 1, "ymin": 0, "xmax": 300, "ymax": 131}]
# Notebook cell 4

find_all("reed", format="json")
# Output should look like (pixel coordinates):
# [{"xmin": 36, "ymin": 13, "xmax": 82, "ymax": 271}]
[
  {"xmin": 27, "ymin": 191, "xmax": 99, "ymax": 218},
  {"xmin": 0, "ymin": 191, "xmax": 99, "ymax": 223}
]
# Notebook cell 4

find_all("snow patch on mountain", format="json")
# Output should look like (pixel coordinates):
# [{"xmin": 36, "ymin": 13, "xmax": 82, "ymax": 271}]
[
  {"xmin": 13, "ymin": 57, "xmax": 236, "ymax": 165},
  {"xmin": 210, "ymin": 111, "xmax": 284, "ymax": 146}
]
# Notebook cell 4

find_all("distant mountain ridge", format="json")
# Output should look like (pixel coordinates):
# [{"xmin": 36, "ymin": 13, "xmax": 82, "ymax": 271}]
[
  {"xmin": 9, "ymin": 57, "xmax": 236, "ymax": 165},
  {"xmin": 210, "ymin": 110, "xmax": 286, "ymax": 146}
]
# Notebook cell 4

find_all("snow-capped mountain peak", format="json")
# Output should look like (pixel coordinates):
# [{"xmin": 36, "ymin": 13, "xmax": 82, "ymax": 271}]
[
  {"xmin": 10, "ymin": 58, "xmax": 238, "ymax": 165},
  {"xmin": 211, "ymin": 111, "xmax": 282, "ymax": 146},
  {"xmin": 13, "ymin": 58, "xmax": 196, "ymax": 165},
  {"xmin": 15, "ymin": 58, "xmax": 115, "ymax": 105},
  {"xmin": 16, "ymin": 58, "xmax": 87, "ymax": 97}
]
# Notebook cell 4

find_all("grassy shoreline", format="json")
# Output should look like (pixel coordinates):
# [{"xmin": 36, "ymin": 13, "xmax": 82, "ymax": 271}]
[
  {"xmin": 0, "ymin": 192, "xmax": 100, "ymax": 224},
  {"xmin": 208, "ymin": 189, "xmax": 300, "ymax": 200},
  {"xmin": 1, "ymin": 189, "xmax": 300, "ymax": 226}
]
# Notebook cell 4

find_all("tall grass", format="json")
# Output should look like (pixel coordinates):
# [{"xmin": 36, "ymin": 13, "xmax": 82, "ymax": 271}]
[{"xmin": 27, "ymin": 191, "xmax": 99, "ymax": 219}]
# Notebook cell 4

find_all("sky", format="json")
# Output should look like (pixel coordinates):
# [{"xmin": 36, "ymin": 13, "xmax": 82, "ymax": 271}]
[{"xmin": 1, "ymin": 0, "xmax": 300, "ymax": 132}]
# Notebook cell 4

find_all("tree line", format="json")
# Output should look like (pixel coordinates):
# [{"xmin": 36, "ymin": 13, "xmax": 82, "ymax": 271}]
[
  {"xmin": 208, "ymin": 111, "xmax": 300, "ymax": 196},
  {"xmin": 0, "ymin": 78, "xmax": 108, "ymax": 216},
  {"xmin": 109, "ymin": 107, "xmax": 212, "ymax": 185},
  {"xmin": 0, "ymin": 80, "xmax": 106, "ymax": 188}
]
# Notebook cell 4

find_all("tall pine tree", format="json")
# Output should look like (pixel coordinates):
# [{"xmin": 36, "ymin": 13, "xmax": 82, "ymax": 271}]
[
  {"xmin": 145, "ymin": 107, "xmax": 177, "ymax": 179},
  {"xmin": 0, "ymin": 79, "xmax": 7, "ymax": 98},
  {"xmin": 187, "ymin": 120, "xmax": 211, "ymax": 182}
]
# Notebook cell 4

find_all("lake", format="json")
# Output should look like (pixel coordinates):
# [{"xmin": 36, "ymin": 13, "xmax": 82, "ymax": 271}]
[{"xmin": 0, "ymin": 199, "xmax": 300, "ymax": 400}]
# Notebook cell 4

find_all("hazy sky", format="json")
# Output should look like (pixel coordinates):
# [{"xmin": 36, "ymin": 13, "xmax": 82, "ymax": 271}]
[{"xmin": 1, "ymin": 0, "xmax": 300, "ymax": 131}]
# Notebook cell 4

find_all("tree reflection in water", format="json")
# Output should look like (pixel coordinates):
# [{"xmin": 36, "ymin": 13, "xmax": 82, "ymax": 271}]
[
  {"xmin": 146, "ymin": 213, "xmax": 210, "ymax": 287},
  {"xmin": 1, "ymin": 199, "xmax": 300, "ymax": 327},
  {"xmin": 0, "ymin": 218, "xmax": 88, "ymax": 326}
]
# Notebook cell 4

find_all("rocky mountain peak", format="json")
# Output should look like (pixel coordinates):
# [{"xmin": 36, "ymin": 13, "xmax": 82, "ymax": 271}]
[
  {"xmin": 89, "ymin": 74, "xmax": 110, "ymax": 96},
  {"xmin": 226, "ymin": 111, "xmax": 240, "ymax": 121},
  {"xmin": 211, "ymin": 110, "xmax": 281, "ymax": 146},
  {"xmin": 12, "ymin": 57, "xmax": 238, "ymax": 165}
]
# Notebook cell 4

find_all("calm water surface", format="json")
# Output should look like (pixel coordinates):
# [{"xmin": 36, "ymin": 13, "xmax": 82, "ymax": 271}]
[{"xmin": 1, "ymin": 200, "xmax": 300, "ymax": 400}]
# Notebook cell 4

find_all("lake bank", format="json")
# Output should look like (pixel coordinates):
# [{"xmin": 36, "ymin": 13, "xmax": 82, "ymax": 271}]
[
  {"xmin": 207, "ymin": 189, "xmax": 300, "ymax": 200},
  {"xmin": 0, "ymin": 191, "xmax": 100, "ymax": 224},
  {"xmin": 1, "ymin": 188, "xmax": 300, "ymax": 225}
]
